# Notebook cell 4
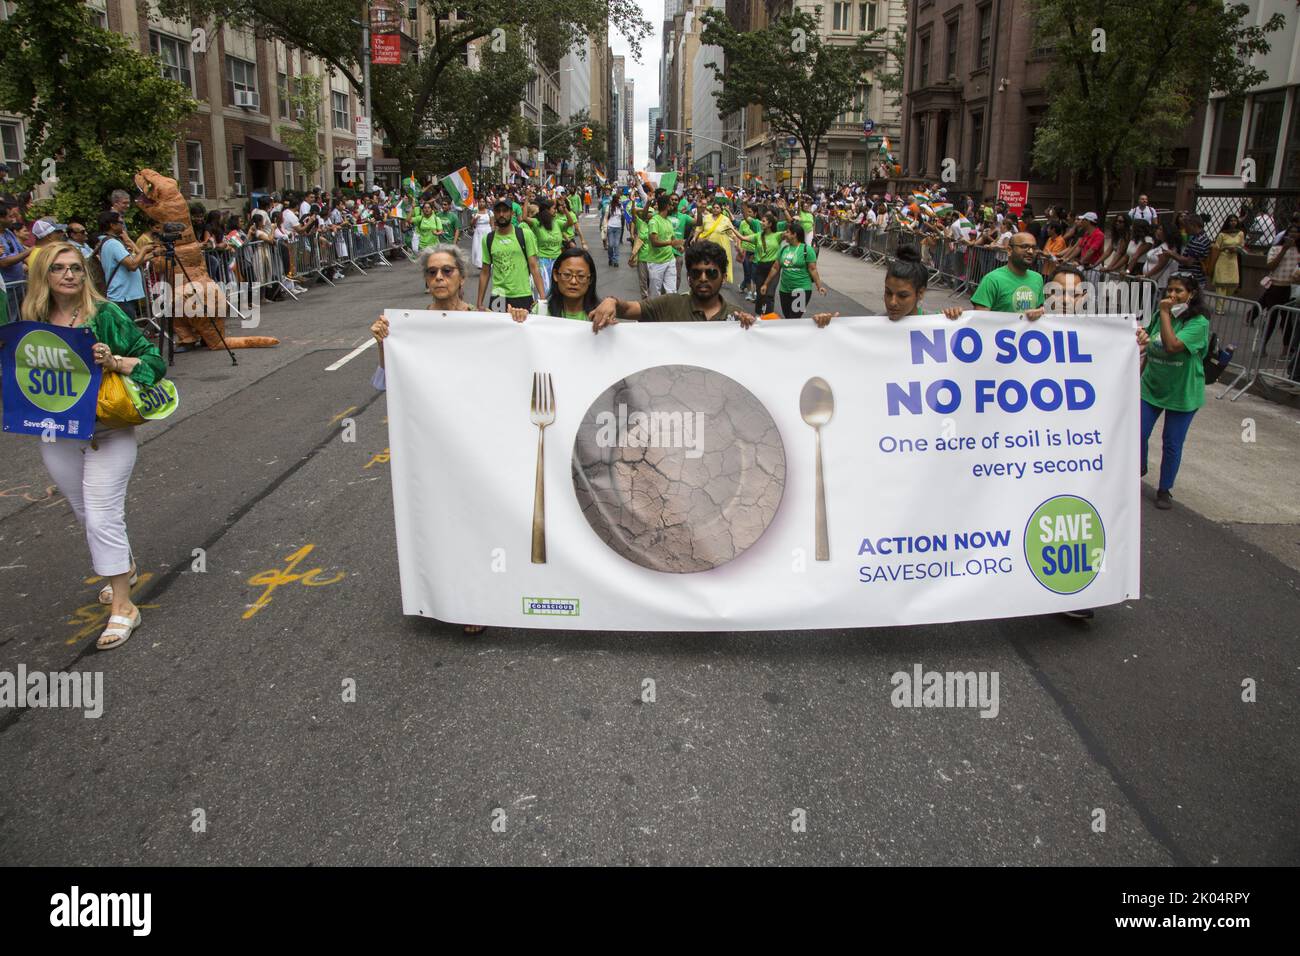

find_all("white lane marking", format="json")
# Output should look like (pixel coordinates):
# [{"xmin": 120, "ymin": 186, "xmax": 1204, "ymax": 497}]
[{"xmin": 325, "ymin": 337, "xmax": 377, "ymax": 371}]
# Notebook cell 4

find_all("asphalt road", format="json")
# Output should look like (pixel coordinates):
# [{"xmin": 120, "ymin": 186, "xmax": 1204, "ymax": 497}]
[{"xmin": 1, "ymin": 219, "xmax": 1296, "ymax": 866}]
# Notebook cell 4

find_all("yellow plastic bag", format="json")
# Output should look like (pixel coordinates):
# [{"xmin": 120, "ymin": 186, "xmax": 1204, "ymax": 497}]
[{"xmin": 96, "ymin": 371, "xmax": 145, "ymax": 429}]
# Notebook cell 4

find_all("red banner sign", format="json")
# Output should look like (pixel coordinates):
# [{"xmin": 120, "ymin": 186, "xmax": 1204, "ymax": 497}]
[
  {"xmin": 371, "ymin": 34, "xmax": 401, "ymax": 66},
  {"xmin": 996, "ymin": 180, "xmax": 1029, "ymax": 215}
]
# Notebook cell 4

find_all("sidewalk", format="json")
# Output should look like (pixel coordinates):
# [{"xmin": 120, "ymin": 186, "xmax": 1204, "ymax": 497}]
[{"xmin": 813, "ymin": 243, "xmax": 1300, "ymax": 572}]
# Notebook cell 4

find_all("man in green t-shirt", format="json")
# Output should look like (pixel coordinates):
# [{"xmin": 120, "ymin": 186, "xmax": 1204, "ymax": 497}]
[
  {"xmin": 436, "ymin": 198, "xmax": 460, "ymax": 246},
  {"xmin": 671, "ymin": 202, "xmax": 693, "ymax": 288},
  {"xmin": 644, "ymin": 195, "xmax": 683, "ymax": 296},
  {"xmin": 476, "ymin": 199, "xmax": 545, "ymax": 312},
  {"xmin": 970, "ymin": 232, "xmax": 1044, "ymax": 312},
  {"xmin": 629, "ymin": 203, "xmax": 653, "ymax": 298}
]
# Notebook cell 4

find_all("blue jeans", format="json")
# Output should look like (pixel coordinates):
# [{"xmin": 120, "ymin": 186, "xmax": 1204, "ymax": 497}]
[
  {"xmin": 538, "ymin": 257, "xmax": 555, "ymax": 297},
  {"xmin": 1140, "ymin": 400, "xmax": 1197, "ymax": 492},
  {"xmin": 605, "ymin": 227, "xmax": 621, "ymax": 263},
  {"xmin": 741, "ymin": 255, "xmax": 755, "ymax": 291}
]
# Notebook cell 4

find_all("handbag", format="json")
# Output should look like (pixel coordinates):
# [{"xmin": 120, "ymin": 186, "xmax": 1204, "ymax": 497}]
[{"xmin": 96, "ymin": 370, "xmax": 180, "ymax": 428}]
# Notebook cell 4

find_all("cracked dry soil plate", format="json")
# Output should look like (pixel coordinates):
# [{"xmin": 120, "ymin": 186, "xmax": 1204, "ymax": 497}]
[{"xmin": 571, "ymin": 364, "xmax": 786, "ymax": 573}]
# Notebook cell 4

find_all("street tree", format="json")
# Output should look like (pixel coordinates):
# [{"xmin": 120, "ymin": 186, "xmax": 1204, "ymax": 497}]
[
  {"xmin": 699, "ymin": 5, "xmax": 882, "ymax": 191},
  {"xmin": 0, "ymin": 0, "xmax": 197, "ymax": 224},
  {"xmin": 160, "ymin": 1, "xmax": 651, "ymax": 175},
  {"xmin": 1027, "ymin": 0, "xmax": 1285, "ymax": 212},
  {"xmin": 277, "ymin": 73, "xmax": 324, "ymax": 186}
]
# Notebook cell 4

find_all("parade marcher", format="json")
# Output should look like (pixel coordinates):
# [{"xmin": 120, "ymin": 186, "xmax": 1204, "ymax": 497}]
[
  {"xmin": 23, "ymin": 243, "xmax": 167, "ymax": 649},
  {"xmin": 1141, "ymin": 273, "xmax": 1210, "ymax": 510},
  {"xmin": 409, "ymin": 200, "xmax": 441, "ymax": 254},
  {"xmin": 436, "ymin": 198, "xmax": 460, "ymax": 248},
  {"xmin": 643, "ymin": 196, "xmax": 680, "ymax": 296},
  {"xmin": 742, "ymin": 211, "xmax": 785, "ymax": 315},
  {"xmin": 525, "ymin": 198, "xmax": 567, "ymax": 296},
  {"xmin": 602, "ymin": 191, "xmax": 623, "ymax": 267},
  {"xmin": 970, "ymin": 232, "xmax": 1045, "ymax": 313},
  {"xmin": 469, "ymin": 199, "xmax": 492, "ymax": 272},
  {"xmin": 759, "ymin": 221, "xmax": 826, "ymax": 319},
  {"xmin": 476, "ymin": 199, "xmax": 544, "ymax": 312},
  {"xmin": 882, "ymin": 248, "xmax": 963, "ymax": 322},
  {"xmin": 694, "ymin": 200, "xmax": 738, "ymax": 286},
  {"xmin": 508, "ymin": 246, "xmax": 600, "ymax": 321},
  {"xmin": 370, "ymin": 245, "xmax": 485, "ymax": 636}
]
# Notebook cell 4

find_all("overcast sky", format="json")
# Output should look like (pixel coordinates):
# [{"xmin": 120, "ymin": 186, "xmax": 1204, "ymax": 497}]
[{"xmin": 609, "ymin": 1, "xmax": 663, "ymax": 171}]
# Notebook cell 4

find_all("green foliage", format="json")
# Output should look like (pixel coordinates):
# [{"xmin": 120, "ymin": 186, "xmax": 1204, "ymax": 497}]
[
  {"xmin": 277, "ymin": 73, "xmax": 324, "ymax": 183},
  {"xmin": 0, "ymin": 0, "xmax": 197, "ymax": 225},
  {"xmin": 158, "ymin": 0, "xmax": 651, "ymax": 175},
  {"xmin": 700, "ymin": 5, "xmax": 882, "ymax": 183},
  {"xmin": 1027, "ymin": 0, "xmax": 1285, "ymax": 210}
]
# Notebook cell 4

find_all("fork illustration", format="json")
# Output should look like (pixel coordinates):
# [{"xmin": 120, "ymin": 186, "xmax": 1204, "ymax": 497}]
[{"xmin": 530, "ymin": 372, "xmax": 555, "ymax": 563}]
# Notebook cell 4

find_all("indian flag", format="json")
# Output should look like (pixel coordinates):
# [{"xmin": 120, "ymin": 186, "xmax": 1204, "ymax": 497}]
[
  {"xmin": 403, "ymin": 174, "xmax": 420, "ymax": 199},
  {"xmin": 931, "ymin": 200, "xmax": 954, "ymax": 215},
  {"xmin": 637, "ymin": 169, "xmax": 677, "ymax": 194},
  {"xmin": 440, "ymin": 167, "xmax": 473, "ymax": 208}
]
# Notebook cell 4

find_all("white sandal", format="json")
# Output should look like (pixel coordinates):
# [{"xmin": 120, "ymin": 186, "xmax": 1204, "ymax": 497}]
[
  {"xmin": 98, "ymin": 563, "xmax": 139, "ymax": 605},
  {"xmin": 97, "ymin": 610, "xmax": 141, "ymax": 651}
]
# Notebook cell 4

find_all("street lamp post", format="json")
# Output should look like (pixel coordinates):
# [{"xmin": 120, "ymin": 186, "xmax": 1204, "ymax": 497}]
[{"xmin": 538, "ymin": 66, "xmax": 574, "ymax": 184}]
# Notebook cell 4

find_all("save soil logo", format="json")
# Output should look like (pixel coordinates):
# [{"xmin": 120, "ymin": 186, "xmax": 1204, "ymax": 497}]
[
  {"xmin": 1023, "ymin": 494, "xmax": 1105, "ymax": 594},
  {"xmin": 15, "ymin": 329, "xmax": 92, "ymax": 414}
]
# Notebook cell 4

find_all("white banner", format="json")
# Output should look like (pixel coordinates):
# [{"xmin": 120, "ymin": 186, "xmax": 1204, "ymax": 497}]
[{"xmin": 385, "ymin": 311, "xmax": 1141, "ymax": 630}]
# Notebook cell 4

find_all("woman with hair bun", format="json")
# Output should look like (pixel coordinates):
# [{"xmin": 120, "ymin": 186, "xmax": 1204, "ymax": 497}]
[{"xmin": 883, "ymin": 247, "xmax": 963, "ymax": 322}]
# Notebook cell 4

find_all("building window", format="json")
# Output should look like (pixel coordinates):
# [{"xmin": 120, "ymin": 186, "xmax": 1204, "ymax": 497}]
[
  {"xmin": 1244, "ymin": 90, "xmax": 1285, "ymax": 185},
  {"xmin": 88, "ymin": 6, "xmax": 107, "ymax": 28},
  {"xmin": 969, "ymin": 111, "xmax": 984, "ymax": 176},
  {"xmin": 171, "ymin": 142, "xmax": 180, "ymax": 180},
  {"xmin": 976, "ymin": 5, "xmax": 992, "ymax": 70},
  {"xmin": 918, "ymin": 33, "xmax": 931, "ymax": 87},
  {"xmin": 185, "ymin": 141, "xmax": 204, "ymax": 196},
  {"xmin": 227, "ymin": 56, "xmax": 258, "ymax": 106},
  {"xmin": 1282, "ymin": 98, "xmax": 1300, "ymax": 188},
  {"xmin": 945, "ymin": 19, "xmax": 959, "ymax": 80},
  {"xmin": 150, "ymin": 31, "xmax": 193, "ymax": 93},
  {"xmin": 832, "ymin": 2, "xmax": 852, "ymax": 32},
  {"xmin": 1208, "ymin": 97, "xmax": 1244, "ymax": 176},
  {"xmin": 232, "ymin": 145, "xmax": 245, "ymax": 195},
  {"xmin": 0, "ymin": 121, "xmax": 21, "ymax": 168},
  {"xmin": 837, "ymin": 84, "xmax": 871, "ymax": 125},
  {"xmin": 278, "ymin": 72, "xmax": 290, "ymax": 119},
  {"xmin": 332, "ymin": 90, "xmax": 350, "ymax": 131},
  {"xmin": 858, "ymin": 2, "xmax": 877, "ymax": 31}
]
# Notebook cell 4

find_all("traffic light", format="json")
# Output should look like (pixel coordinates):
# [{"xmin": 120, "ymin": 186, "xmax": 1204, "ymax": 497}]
[
  {"xmin": 659, "ymin": 131, "xmax": 665, "ymax": 144},
  {"xmin": 581, "ymin": 126, "xmax": 592, "ymax": 142}
]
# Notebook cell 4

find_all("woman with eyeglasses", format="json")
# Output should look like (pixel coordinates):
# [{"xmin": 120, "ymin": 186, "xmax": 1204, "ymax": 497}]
[
  {"xmin": 508, "ymin": 247, "xmax": 599, "ymax": 322},
  {"xmin": 369, "ymin": 244, "xmax": 483, "ymax": 634},
  {"xmin": 22, "ymin": 243, "xmax": 166, "ymax": 650}
]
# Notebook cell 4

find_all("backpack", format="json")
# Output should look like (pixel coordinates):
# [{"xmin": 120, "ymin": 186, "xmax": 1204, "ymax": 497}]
[{"xmin": 487, "ymin": 225, "xmax": 529, "ymax": 264}]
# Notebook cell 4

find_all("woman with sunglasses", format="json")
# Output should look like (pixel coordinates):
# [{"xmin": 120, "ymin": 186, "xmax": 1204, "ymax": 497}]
[
  {"xmin": 508, "ymin": 247, "xmax": 599, "ymax": 322},
  {"xmin": 21, "ymin": 243, "xmax": 166, "ymax": 650},
  {"xmin": 369, "ymin": 244, "xmax": 484, "ymax": 635}
]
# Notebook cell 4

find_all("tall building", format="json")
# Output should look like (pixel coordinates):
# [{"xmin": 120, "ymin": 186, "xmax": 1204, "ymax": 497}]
[
  {"xmin": 0, "ymin": 1, "xmax": 415, "ymax": 204},
  {"xmin": 901, "ymin": 0, "xmax": 1205, "ymax": 209},
  {"xmin": 623, "ymin": 79, "xmax": 635, "ymax": 170},
  {"xmin": 648, "ymin": 107, "xmax": 663, "ymax": 168},
  {"xmin": 611, "ymin": 55, "xmax": 626, "ymax": 171}
]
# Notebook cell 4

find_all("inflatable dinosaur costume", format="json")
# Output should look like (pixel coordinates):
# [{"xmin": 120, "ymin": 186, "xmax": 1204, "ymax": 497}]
[{"xmin": 133, "ymin": 169, "xmax": 278, "ymax": 349}]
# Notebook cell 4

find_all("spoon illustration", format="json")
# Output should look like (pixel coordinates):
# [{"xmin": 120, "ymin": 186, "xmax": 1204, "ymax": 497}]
[{"xmin": 800, "ymin": 377, "xmax": 834, "ymax": 561}]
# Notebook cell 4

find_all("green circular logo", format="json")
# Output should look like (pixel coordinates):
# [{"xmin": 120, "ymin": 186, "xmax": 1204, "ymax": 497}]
[
  {"xmin": 15, "ymin": 330, "xmax": 92, "ymax": 414},
  {"xmin": 1024, "ymin": 495, "xmax": 1106, "ymax": 594}
]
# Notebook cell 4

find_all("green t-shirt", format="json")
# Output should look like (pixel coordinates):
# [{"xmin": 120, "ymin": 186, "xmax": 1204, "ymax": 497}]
[
  {"xmin": 534, "ymin": 300, "xmax": 590, "ymax": 321},
  {"xmin": 777, "ymin": 242, "xmax": 816, "ymax": 292},
  {"xmin": 633, "ymin": 216, "xmax": 650, "ymax": 247},
  {"xmin": 568, "ymin": 194, "xmax": 582, "ymax": 217},
  {"xmin": 671, "ymin": 212, "xmax": 692, "ymax": 257},
  {"xmin": 747, "ymin": 230, "xmax": 784, "ymax": 263},
  {"xmin": 436, "ymin": 211, "xmax": 458, "ymax": 244},
  {"xmin": 560, "ymin": 210, "xmax": 576, "ymax": 241},
  {"xmin": 511, "ymin": 201, "xmax": 523, "ymax": 226},
  {"xmin": 482, "ymin": 227, "xmax": 539, "ymax": 298},
  {"xmin": 644, "ymin": 214, "xmax": 676, "ymax": 264},
  {"xmin": 970, "ymin": 266, "xmax": 1045, "ymax": 312},
  {"xmin": 411, "ymin": 211, "xmax": 440, "ymax": 250},
  {"xmin": 798, "ymin": 211, "xmax": 815, "ymax": 234},
  {"xmin": 526, "ymin": 217, "xmax": 565, "ymax": 259},
  {"xmin": 1141, "ymin": 313, "xmax": 1209, "ymax": 412}
]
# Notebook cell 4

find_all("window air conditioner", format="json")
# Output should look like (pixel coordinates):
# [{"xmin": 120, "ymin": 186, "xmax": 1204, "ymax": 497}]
[
  {"xmin": 234, "ymin": 183, "xmax": 246, "ymax": 196},
  {"xmin": 235, "ymin": 90, "xmax": 260, "ymax": 109},
  {"xmin": 296, "ymin": 108, "xmax": 305, "ymax": 120},
  {"xmin": 190, "ymin": 182, "xmax": 203, "ymax": 196}
]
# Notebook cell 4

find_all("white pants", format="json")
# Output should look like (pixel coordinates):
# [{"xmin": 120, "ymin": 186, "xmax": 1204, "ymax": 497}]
[
  {"xmin": 40, "ymin": 426, "xmax": 138, "ymax": 577},
  {"xmin": 648, "ymin": 260, "xmax": 677, "ymax": 296}
]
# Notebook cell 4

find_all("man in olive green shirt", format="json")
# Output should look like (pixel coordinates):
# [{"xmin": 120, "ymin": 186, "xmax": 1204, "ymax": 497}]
[{"xmin": 591, "ymin": 241, "xmax": 754, "ymax": 331}]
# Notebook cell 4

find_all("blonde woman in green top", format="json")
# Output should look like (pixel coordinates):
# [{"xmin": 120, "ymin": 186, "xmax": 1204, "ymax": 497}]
[
  {"xmin": 1140, "ymin": 273, "xmax": 1210, "ymax": 510},
  {"xmin": 22, "ymin": 243, "xmax": 167, "ymax": 650}
]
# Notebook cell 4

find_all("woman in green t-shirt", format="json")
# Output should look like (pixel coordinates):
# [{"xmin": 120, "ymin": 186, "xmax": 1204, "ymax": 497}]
[
  {"xmin": 759, "ymin": 222, "xmax": 827, "ymax": 319},
  {"xmin": 740, "ymin": 212, "xmax": 785, "ymax": 315},
  {"xmin": 524, "ymin": 199, "xmax": 566, "ymax": 296},
  {"xmin": 509, "ymin": 247, "xmax": 599, "ymax": 322},
  {"xmin": 1140, "ymin": 273, "xmax": 1210, "ymax": 510},
  {"xmin": 23, "ymin": 244, "xmax": 167, "ymax": 650}
]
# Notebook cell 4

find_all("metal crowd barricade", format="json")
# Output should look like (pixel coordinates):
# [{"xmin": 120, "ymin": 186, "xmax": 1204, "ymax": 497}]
[
  {"xmin": 1224, "ymin": 303, "xmax": 1300, "ymax": 400},
  {"xmin": 287, "ymin": 233, "xmax": 326, "ymax": 285},
  {"xmin": 1186, "ymin": 292, "xmax": 1261, "ymax": 399},
  {"xmin": 963, "ymin": 245, "xmax": 1007, "ymax": 291},
  {"xmin": 3, "ymin": 279, "xmax": 26, "ymax": 322},
  {"xmin": 201, "ymin": 247, "xmax": 256, "ymax": 323}
]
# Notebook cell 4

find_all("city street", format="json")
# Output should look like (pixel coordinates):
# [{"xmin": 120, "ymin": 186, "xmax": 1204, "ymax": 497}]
[{"xmin": 1, "ymin": 217, "xmax": 1296, "ymax": 866}]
